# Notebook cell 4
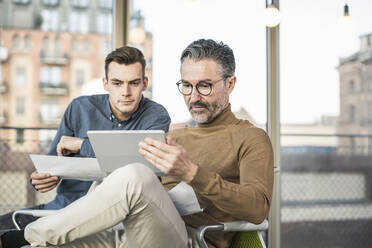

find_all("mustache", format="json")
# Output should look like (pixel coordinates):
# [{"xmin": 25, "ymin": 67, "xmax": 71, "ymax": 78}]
[{"xmin": 189, "ymin": 101, "xmax": 209, "ymax": 110}]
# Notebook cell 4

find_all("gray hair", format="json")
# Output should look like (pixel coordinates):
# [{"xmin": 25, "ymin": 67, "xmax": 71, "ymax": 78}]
[{"xmin": 180, "ymin": 39, "xmax": 235, "ymax": 78}]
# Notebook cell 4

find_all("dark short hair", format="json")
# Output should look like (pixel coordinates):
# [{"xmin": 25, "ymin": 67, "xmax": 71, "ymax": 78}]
[
  {"xmin": 105, "ymin": 46, "xmax": 146, "ymax": 80},
  {"xmin": 180, "ymin": 39, "xmax": 235, "ymax": 78}
]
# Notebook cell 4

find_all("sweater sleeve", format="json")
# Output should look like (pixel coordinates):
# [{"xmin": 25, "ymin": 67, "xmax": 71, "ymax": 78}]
[{"xmin": 189, "ymin": 133, "xmax": 274, "ymax": 224}]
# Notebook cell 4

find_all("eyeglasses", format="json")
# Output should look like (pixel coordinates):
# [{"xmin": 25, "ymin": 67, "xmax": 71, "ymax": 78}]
[{"xmin": 176, "ymin": 78, "xmax": 226, "ymax": 96}]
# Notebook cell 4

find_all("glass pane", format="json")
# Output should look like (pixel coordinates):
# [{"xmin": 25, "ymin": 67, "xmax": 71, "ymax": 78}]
[
  {"xmin": 0, "ymin": 0, "xmax": 113, "ymax": 213},
  {"xmin": 132, "ymin": 0, "xmax": 267, "ymax": 127},
  {"xmin": 280, "ymin": 1, "xmax": 372, "ymax": 247}
]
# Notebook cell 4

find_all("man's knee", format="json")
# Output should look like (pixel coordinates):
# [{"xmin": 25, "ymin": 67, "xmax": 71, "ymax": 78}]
[{"xmin": 110, "ymin": 163, "xmax": 159, "ymax": 187}]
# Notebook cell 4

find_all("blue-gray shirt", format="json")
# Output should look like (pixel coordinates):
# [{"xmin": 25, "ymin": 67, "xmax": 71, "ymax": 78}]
[{"xmin": 44, "ymin": 94, "xmax": 171, "ymax": 210}]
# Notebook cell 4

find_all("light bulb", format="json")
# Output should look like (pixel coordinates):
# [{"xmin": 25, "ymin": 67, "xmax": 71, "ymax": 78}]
[
  {"xmin": 263, "ymin": 5, "xmax": 281, "ymax": 28},
  {"xmin": 129, "ymin": 28, "xmax": 146, "ymax": 45}
]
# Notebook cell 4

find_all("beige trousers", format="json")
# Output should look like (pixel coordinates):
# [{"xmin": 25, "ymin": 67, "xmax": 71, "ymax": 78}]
[{"xmin": 24, "ymin": 163, "xmax": 189, "ymax": 248}]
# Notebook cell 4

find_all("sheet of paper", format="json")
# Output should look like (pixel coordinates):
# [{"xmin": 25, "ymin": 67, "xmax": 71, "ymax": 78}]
[
  {"xmin": 29, "ymin": 154, "xmax": 106, "ymax": 181},
  {"xmin": 167, "ymin": 181, "xmax": 202, "ymax": 216}
]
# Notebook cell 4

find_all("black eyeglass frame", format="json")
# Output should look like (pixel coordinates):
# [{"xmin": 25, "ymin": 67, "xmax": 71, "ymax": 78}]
[{"xmin": 176, "ymin": 77, "xmax": 230, "ymax": 96}]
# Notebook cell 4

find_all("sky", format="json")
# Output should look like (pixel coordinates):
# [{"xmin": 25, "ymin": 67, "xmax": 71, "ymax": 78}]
[{"xmin": 131, "ymin": 0, "xmax": 372, "ymax": 124}]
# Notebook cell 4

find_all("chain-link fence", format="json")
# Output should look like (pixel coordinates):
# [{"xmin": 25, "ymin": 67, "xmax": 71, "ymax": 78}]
[
  {"xmin": 0, "ymin": 127, "xmax": 57, "ymax": 215},
  {"xmin": 281, "ymin": 134, "xmax": 372, "ymax": 248}
]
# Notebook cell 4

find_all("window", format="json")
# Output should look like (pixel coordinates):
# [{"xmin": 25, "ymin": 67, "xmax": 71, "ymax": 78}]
[
  {"xmin": 83, "ymin": 39, "xmax": 90, "ymax": 53},
  {"xmin": 69, "ymin": 12, "xmax": 89, "ymax": 33},
  {"xmin": 349, "ymin": 105, "xmax": 356, "ymax": 122},
  {"xmin": 368, "ymin": 102, "xmax": 372, "ymax": 122},
  {"xmin": 348, "ymin": 80, "xmax": 355, "ymax": 93},
  {"xmin": 102, "ymin": 39, "xmax": 110, "ymax": 55},
  {"xmin": 70, "ymin": 0, "xmax": 89, "ymax": 8},
  {"xmin": 12, "ymin": 0, "xmax": 30, "ymax": 4},
  {"xmin": 41, "ymin": 9, "xmax": 59, "ymax": 31},
  {"xmin": 96, "ymin": 13, "xmax": 112, "ymax": 34},
  {"xmin": 41, "ymin": 66, "xmax": 61, "ymax": 86},
  {"xmin": 12, "ymin": 34, "xmax": 19, "ymax": 50},
  {"xmin": 16, "ymin": 129, "xmax": 24, "ymax": 144},
  {"xmin": 24, "ymin": 35, "xmax": 31, "ymax": 51},
  {"xmin": 15, "ymin": 67, "xmax": 26, "ymax": 86},
  {"xmin": 55, "ymin": 37, "xmax": 60, "ymax": 55},
  {"xmin": 72, "ymin": 38, "xmax": 78, "ymax": 53},
  {"xmin": 42, "ymin": 0, "xmax": 59, "ymax": 6},
  {"xmin": 98, "ymin": 0, "xmax": 112, "ymax": 9},
  {"xmin": 40, "ymin": 99, "xmax": 60, "ymax": 122},
  {"xmin": 42, "ymin": 36, "xmax": 49, "ymax": 55},
  {"xmin": 76, "ymin": 69, "xmax": 84, "ymax": 86},
  {"xmin": 16, "ymin": 97, "xmax": 25, "ymax": 115}
]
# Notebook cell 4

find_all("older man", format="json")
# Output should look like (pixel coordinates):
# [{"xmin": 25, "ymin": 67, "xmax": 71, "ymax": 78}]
[{"xmin": 4, "ymin": 39, "xmax": 273, "ymax": 248}]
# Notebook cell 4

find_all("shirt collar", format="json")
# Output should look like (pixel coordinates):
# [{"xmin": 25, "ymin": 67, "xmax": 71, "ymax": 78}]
[
  {"xmin": 105, "ymin": 94, "xmax": 146, "ymax": 123},
  {"xmin": 197, "ymin": 104, "xmax": 239, "ymax": 128}
]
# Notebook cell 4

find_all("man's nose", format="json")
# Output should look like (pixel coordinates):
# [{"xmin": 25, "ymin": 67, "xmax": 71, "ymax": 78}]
[
  {"xmin": 189, "ymin": 87, "xmax": 201, "ymax": 102},
  {"xmin": 120, "ymin": 83, "xmax": 131, "ymax": 95}
]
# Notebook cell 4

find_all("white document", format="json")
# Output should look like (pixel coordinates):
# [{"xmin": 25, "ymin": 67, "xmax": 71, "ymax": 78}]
[
  {"xmin": 29, "ymin": 154, "xmax": 106, "ymax": 181},
  {"xmin": 168, "ymin": 182, "xmax": 202, "ymax": 216}
]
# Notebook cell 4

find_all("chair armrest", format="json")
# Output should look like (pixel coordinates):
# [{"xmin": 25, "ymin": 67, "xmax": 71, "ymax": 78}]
[
  {"xmin": 12, "ymin": 210, "xmax": 58, "ymax": 230},
  {"xmin": 195, "ymin": 220, "xmax": 268, "ymax": 248},
  {"xmin": 222, "ymin": 220, "xmax": 269, "ymax": 232}
]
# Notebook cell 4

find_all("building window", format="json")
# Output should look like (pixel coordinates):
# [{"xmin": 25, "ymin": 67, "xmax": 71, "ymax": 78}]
[
  {"xmin": 12, "ymin": 34, "xmax": 19, "ymax": 50},
  {"xmin": 70, "ymin": 0, "xmax": 89, "ymax": 8},
  {"xmin": 368, "ymin": 102, "xmax": 372, "ymax": 122},
  {"xmin": 15, "ymin": 67, "xmax": 26, "ymax": 86},
  {"xmin": 69, "ymin": 12, "xmax": 89, "ymax": 33},
  {"xmin": 12, "ymin": 0, "xmax": 30, "ymax": 4},
  {"xmin": 96, "ymin": 13, "xmax": 112, "ymax": 34},
  {"xmin": 348, "ymin": 80, "xmax": 355, "ymax": 93},
  {"xmin": 72, "ymin": 38, "xmax": 78, "ymax": 53},
  {"xmin": 41, "ymin": 66, "xmax": 61, "ymax": 86},
  {"xmin": 42, "ymin": 36, "xmax": 49, "ymax": 55},
  {"xmin": 40, "ymin": 99, "xmax": 60, "ymax": 123},
  {"xmin": 16, "ymin": 97, "xmax": 25, "ymax": 115},
  {"xmin": 16, "ymin": 129, "xmax": 24, "ymax": 144},
  {"xmin": 76, "ymin": 69, "xmax": 84, "ymax": 86},
  {"xmin": 42, "ymin": 0, "xmax": 59, "ymax": 6},
  {"xmin": 349, "ymin": 105, "xmax": 356, "ymax": 122},
  {"xmin": 102, "ymin": 39, "xmax": 110, "ymax": 55},
  {"xmin": 41, "ymin": 9, "xmax": 59, "ymax": 31},
  {"xmin": 24, "ymin": 35, "xmax": 31, "ymax": 51},
  {"xmin": 83, "ymin": 39, "xmax": 90, "ymax": 53},
  {"xmin": 98, "ymin": 0, "xmax": 112, "ymax": 9},
  {"xmin": 55, "ymin": 37, "xmax": 60, "ymax": 55}
]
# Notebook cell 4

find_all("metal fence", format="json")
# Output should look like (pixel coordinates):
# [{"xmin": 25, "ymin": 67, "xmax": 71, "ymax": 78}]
[
  {"xmin": 281, "ymin": 134, "xmax": 372, "ymax": 248},
  {"xmin": 0, "ymin": 128, "xmax": 371, "ymax": 247},
  {"xmin": 0, "ymin": 127, "xmax": 57, "ymax": 215}
]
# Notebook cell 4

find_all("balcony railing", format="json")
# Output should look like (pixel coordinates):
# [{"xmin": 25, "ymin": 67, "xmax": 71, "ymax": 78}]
[
  {"xmin": 40, "ymin": 51, "xmax": 69, "ymax": 65},
  {"xmin": 40, "ymin": 82, "xmax": 68, "ymax": 95},
  {"xmin": 0, "ymin": 81, "xmax": 8, "ymax": 93}
]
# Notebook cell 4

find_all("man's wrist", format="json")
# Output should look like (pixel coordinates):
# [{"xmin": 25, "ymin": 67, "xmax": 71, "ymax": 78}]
[{"xmin": 184, "ymin": 163, "xmax": 198, "ymax": 183}]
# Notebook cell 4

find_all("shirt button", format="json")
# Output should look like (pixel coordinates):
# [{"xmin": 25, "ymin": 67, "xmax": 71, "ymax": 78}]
[{"xmin": 118, "ymin": 123, "xmax": 122, "ymax": 127}]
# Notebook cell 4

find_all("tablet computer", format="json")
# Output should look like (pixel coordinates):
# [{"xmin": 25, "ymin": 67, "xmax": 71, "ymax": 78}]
[{"xmin": 87, "ymin": 130, "xmax": 165, "ymax": 175}]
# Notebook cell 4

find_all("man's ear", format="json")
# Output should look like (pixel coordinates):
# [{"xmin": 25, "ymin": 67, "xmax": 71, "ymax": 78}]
[
  {"xmin": 226, "ymin": 76, "xmax": 236, "ymax": 94},
  {"xmin": 142, "ymin": 76, "xmax": 149, "ymax": 91},
  {"xmin": 102, "ymin": 76, "xmax": 109, "ymax": 91}
]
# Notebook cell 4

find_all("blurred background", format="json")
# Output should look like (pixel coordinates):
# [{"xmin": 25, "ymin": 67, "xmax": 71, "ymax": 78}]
[{"xmin": 0, "ymin": 0, "xmax": 371, "ymax": 247}]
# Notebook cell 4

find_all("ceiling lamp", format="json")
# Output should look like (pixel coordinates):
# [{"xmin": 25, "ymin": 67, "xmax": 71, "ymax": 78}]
[{"xmin": 264, "ymin": 2, "xmax": 281, "ymax": 28}]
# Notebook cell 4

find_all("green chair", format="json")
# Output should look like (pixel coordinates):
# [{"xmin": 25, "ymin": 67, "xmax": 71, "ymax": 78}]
[{"xmin": 195, "ymin": 220, "xmax": 268, "ymax": 248}]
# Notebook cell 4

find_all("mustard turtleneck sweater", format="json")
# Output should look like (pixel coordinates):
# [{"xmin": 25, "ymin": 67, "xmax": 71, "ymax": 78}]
[{"xmin": 162, "ymin": 105, "xmax": 274, "ymax": 248}]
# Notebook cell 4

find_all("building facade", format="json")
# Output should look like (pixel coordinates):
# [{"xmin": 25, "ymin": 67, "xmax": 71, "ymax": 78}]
[
  {"xmin": 337, "ymin": 32, "xmax": 372, "ymax": 155},
  {"xmin": 0, "ymin": 0, "xmax": 152, "ymax": 151}
]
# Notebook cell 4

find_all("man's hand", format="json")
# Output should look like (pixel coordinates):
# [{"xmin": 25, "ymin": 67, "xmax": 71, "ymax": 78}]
[
  {"xmin": 30, "ymin": 171, "xmax": 60, "ymax": 193},
  {"xmin": 56, "ymin": 136, "xmax": 84, "ymax": 156},
  {"xmin": 138, "ymin": 137, "xmax": 198, "ymax": 182}
]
